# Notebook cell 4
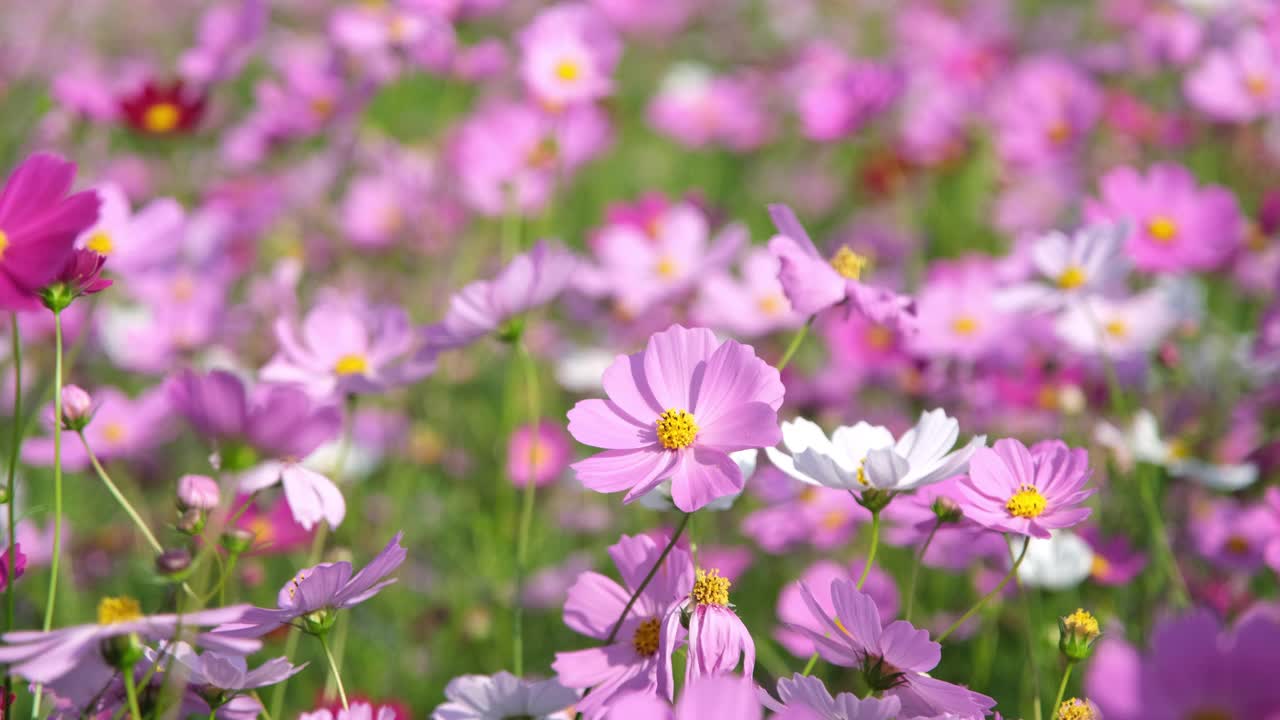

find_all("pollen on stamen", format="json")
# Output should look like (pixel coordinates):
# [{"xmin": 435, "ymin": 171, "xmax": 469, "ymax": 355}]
[
  {"xmin": 830, "ymin": 246, "xmax": 869, "ymax": 280},
  {"xmin": 691, "ymin": 568, "xmax": 730, "ymax": 606},
  {"xmin": 951, "ymin": 315, "xmax": 979, "ymax": 336},
  {"xmin": 0, "ymin": 229, "xmax": 8, "ymax": 259},
  {"xmin": 554, "ymin": 59, "xmax": 582, "ymax": 82},
  {"xmin": 632, "ymin": 617, "xmax": 660, "ymax": 656},
  {"xmin": 143, "ymin": 102, "xmax": 181, "ymax": 134},
  {"xmin": 334, "ymin": 354, "xmax": 370, "ymax": 376},
  {"xmin": 656, "ymin": 409, "xmax": 698, "ymax": 449},
  {"xmin": 1146, "ymin": 215, "xmax": 1178, "ymax": 243},
  {"xmin": 1056, "ymin": 698, "xmax": 1100, "ymax": 720},
  {"xmin": 1057, "ymin": 265, "xmax": 1087, "ymax": 290},
  {"xmin": 1006, "ymin": 484, "xmax": 1047, "ymax": 519},
  {"xmin": 97, "ymin": 596, "xmax": 143, "ymax": 625},
  {"xmin": 86, "ymin": 231, "xmax": 114, "ymax": 256}
]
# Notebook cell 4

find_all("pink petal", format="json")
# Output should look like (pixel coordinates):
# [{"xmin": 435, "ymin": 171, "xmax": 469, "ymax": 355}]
[
  {"xmin": 567, "ymin": 399, "xmax": 654, "ymax": 449},
  {"xmin": 668, "ymin": 448, "xmax": 742, "ymax": 513},
  {"xmin": 642, "ymin": 325, "xmax": 719, "ymax": 411}
]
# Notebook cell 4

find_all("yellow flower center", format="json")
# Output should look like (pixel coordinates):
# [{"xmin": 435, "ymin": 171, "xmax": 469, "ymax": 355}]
[
  {"xmin": 1006, "ymin": 484, "xmax": 1047, "ymax": 519},
  {"xmin": 1090, "ymin": 554, "xmax": 1110, "ymax": 578},
  {"xmin": 1166, "ymin": 438, "xmax": 1191, "ymax": 460},
  {"xmin": 1047, "ymin": 121, "xmax": 1072, "ymax": 146},
  {"xmin": 143, "ymin": 102, "xmax": 181, "ymax": 134},
  {"xmin": 691, "ymin": 568, "xmax": 730, "ymax": 606},
  {"xmin": 866, "ymin": 325, "xmax": 893, "ymax": 350},
  {"xmin": 523, "ymin": 440, "xmax": 551, "ymax": 469},
  {"xmin": 526, "ymin": 137, "xmax": 559, "ymax": 169},
  {"xmin": 248, "ymin": 516, "xmax": 273, "ymax": 545},
  {"xmin": 97, "ymin": 596, "xmax": 143, "ymax": 625},
  {"xmin": 172, "ymin": 274, "xmax": 196, "ymax": 302},
  {"xmin": 829, "ymin": 246, "xmax": 869, "ymax": 280},
  {"xmin": 1146, "ymin": 215, "xmax": 1178, "ymax": 243},
  {"xmin": 554, "ymin": 59, "xmax": 582, "ymax": 82},
  {"xmin": 1056, "ymin": 698, "xmax": 1099, "ymax": 720},
  {"xmin": 86, "ymin": 231, "xmax": 114, "ymax": 256},
  {"xmin": 1246, "ymin": 74, "xmax": 1270, "ymax": 98},
  {"xmin": 820, "ymin": 510, "xmax": 847, "ymax": 530},
  {"xmin": 1062, "ymin": 608, "xmax": 1100, "ymax": 640},
  {"xmin": 102, "ymin": 422, "xmax": 128, "ymax": 445},
  {"xmin": 334, "ymin": 354, "xmax": 369, "ymax": 376},
  {"xmin": 951, "ymin": 315, "xmax": 980, "ymax": 336},
  {"xmin": 1104, "ymin": 319, "xmax": 1128, "ymax": 338},
  {"xmin": 1225, "ymin": 536, "xmax": 1250, "ymax": 555},
  {"xmin": 0, "ymin": 229, "xmax": 7, "ymax": 260},
  {"xmin": 310, "ymin": 97, "xmax": 336, "ymax": 119},
  {"xmin": 1057, "ymin": 265, "xmax": 1087, "ymax": 290},
  {"xmin": 388, "ymin": 15, "xmax": 410, "ymax": 42},
  {"xmin": 757, "ymin": 294, "xmax": 784, "ymax": 316},
  {"xmin": 656, "ymin": 409, "xmax": 698, "ymax": 450},
  {"xmin": 1185, "ymin": 709, "xmax": 1233, "ymax": 720},
  {"xmin": 285, "ymin": 568, "xmax": 313, "ymax": 600},
  {"xmin": 655, "ymin": 256, "xmax": 678, "ymax": 279},
  {"xmin": 632, "ymin": 617, "xmax": 660, "ymax": 656}
]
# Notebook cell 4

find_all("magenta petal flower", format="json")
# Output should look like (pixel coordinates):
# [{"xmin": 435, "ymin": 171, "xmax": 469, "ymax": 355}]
[
  {"xmin": 790, "ymin": 578, "xmax": 995, "ymax": 719},
  {"xmin": 567, "ymin": 324, "xmax": 784, "ymax": 512},
  {"xmin": 0, "ymin": 152, "xmax": 101, "ymax": 312},
  {"xmin": 959, "ymin": 438, "xmax": 1095, "ymax": 539},
  {"xmin": 552, "ymin": 533, "xmax": 693, "ymax": 715},
  {"xmin": 213, "ymin": 532, "xmax": 405, "ymax": 639},
  {"xmin": 424, "ymin": 240, "xmax": 577, "ymax": 352}
]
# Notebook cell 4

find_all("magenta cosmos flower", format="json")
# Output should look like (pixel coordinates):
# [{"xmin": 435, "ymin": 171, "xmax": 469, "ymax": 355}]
[
  {"xmin": 0, "ymin": 152, "xmax": 101, "ymax": 312},
  {"xmin": 1185, "ymin": 29, "xmax": 1280, "ymax": 123},
  {"xmin": 1086, "ymin": 163, "xmax": 1243, "ymax": 273},
  {"xmin": 959, "ymin": 438, "xmax": 1094, "ymax": 539},
  {"xmin": 567, "ymin": 324, "xmax": 784, "ymax": 512},
  {"xmin": 552, "ymin": 533, "xmax": 693, "ymax": 716},
  {"xmin": 792, "ymin": 577, "xmax": 996, "ymax": 719},
  {"xmin": 424, "ymin": 240, "xmax": 577, "ymax": 352},
  {"xmin": 767, "ymin": 204, "xmax": 916, "ymax": 333}
]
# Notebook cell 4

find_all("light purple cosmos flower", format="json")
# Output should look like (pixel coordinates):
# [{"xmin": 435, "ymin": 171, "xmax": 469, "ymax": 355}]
[
  {"xmin": 909, "ymin": 258, "xmax": 1013, "ymax": 361},
  {"xmin": 432, "ymin": 671, "xmax": 578, "ymax": 720},
  {"xmin": 1086, "ymin": 163, "xmax": 1243, "ymax": 273},
  {"xmin": 519, "ymin": 2, "xmax": 620, "ymax": 107},
  {"xmin": 766, "ymin": 674, "xmax": 903, "ymax": 720},
  {"xmin": 646, "ymin": 64, "xmax": 774, "ymax": 151},
  {"xmin": 179, "ymin": 0, "xmax": 267, "ymax": 85},
  {"xmin": 786, "ymin": 43, "xmax": 901, "ymax": 143},
  {"xmin": 959, "ymin": 438, "xmax": 1094, "ymax": 539},
  {"xmin": 604, "ymin": 674, "xmax": 762, "ymax": 720},
  {"xmin": 692, "ymin": 247, "xmax": 803, "ymax": 338},
  {"xmin": 74, "ymin": 183, "xmax": 184, "ymax": 277},
  {"xmin": 990, "ymin": 56, "xmax": 1102, "ymax": 169},
  {"xmin": 0, "ymin": 152, "xmax": 101, "ymax": 312},
  {"xmin": 996, "ymin": 222, "xmax": 1130, "ymax": 313},
  {"xmin": 658, "ymin": 567, "xmax": 754, "ymax": 697},
  {"xmin": 213, "ymin": 532, "xmax": 405, "ymax": 639},
  {"xmin": 1054, "ymin": 284, "xmax": 1181, "ymax": 358},
  {"xmin": 424, "ymin": 240, "xmax": 577, "ymax": 352},
  {"xmin": 768, "ymin": 204, "xmax": 916, "ymax": 333},
  {"xmin": 791, "ymin": 577, "xmax": 996, "ymax": 719},
  {"xmin": 567, "ymin": 324, "xmax": 784, "ymax": 512},
  {"xmin": 161, "ymin": 641, "xmax": 302, "ymax": 691},
  {"xmin": 261, "ymin": 297, "xmax": 434, "ymax": 399},
  {"xmin": 1190, "ymin": 496, "xmax": 1280, "ymax": 573},
  {"xmin": 0, "ymin": 601, "xmax": 256, "ymax": 688},
  {"xmin": 1085, "ymin": 608, "xmax": 1280, "ymax": 719},
  {"xmin": 1079, "ymin": 526, "xmax": 1148, "ymax": 586},
  {"xmin": 552, "ymin": 533, "xmax": 693, "ymax": 715},
  {"xmin": 775, "ymin": 560, "xmax": 900, "ymax": 659},
  {"xmin": 1185, "ymin": 29, "xmax": 1280, "ymax": 123}
]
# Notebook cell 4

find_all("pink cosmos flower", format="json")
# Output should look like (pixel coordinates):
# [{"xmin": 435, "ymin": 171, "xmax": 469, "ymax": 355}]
[
  {"xmin": 909, "ymin": 258, "xmax": 1013, "ymax": 361},
  {"xmin": 605, "ymin": 675, "xmax": 762, "ymax": 720},
  {"xmin": 996, "ymin": 222, "xmax": 1130, "ymax": 313},
  {"xmin": 23, "ymin": 384, "xmax": 173, "ymax": 472},
  {"xmin": 774, "ymin": 560, "xmax": 900, "ymax": 659},
  {"xmin": 591, "ymin": 0, "xmax": 701, "ymax": 37},
  {"xmin": 552, "ymin": 533, "xmax": 693, "ymax": 715},
  {"xmin": 658, "ymin": 567, "xmax": 754, "ymax": 698},
  {"xmin": 1086, "ymin": 163, "xmax": 1244, "ymax": 272},
  {"xmin": 767, "ymin": 205, "xmax": 916, "ymax": 333},
  {"xmin": 959, "ymin": 438, "xmax": 1095, "ymax": 539},
  {"xmin": 567, "ymin": 325, "xmax": 784, "ymax": 512},
  {"xmin": 262, "ymin": 297, "xmax": 433, "ymax": 399},
  {"xmin": 507, "ymin": 420, "xmax": 572, "ymax": 488},
  {"xmin": 1191, "ymin": 496, "xmax": 1280, "ymax": 573},
  {"xmin": 330, "ymin": 0, "xmax": 456, "ymax": 80},
  {"xmin": 424, "ymin": 240, "xmax": 577, "ymax": 352},
  {"xmin": 791, "ymin": 578, "xmax": 996, "ymax": 718},
  {"xmin": 179, "ymin": 0, "xmax": 267, "ymax": 85},
  {"xmin": 519, "ymin": 3, "xmax": 620, "ymax": 107},
  {"xmin": 74, "ymin": 183, "xmax": 184, "ymax": 277},
  {"xmin": 0, "ymin": 153, "xmax": 100, "ymax": 312},
  {"xmin": 692, "ymin": 247, "xmax": 803, "ymax": 338},
  {"xmin": 990, "ymin": 56, "xmax": 1102, "ymax": 169},
  {"xmin": 647, "ymin": 64, "xmax": 774, "ymax": 151},
  {"xmin": 787, "ymin": 43, "xmax": 902, "ymax": 142},
  {"xmin": 1185, "ymin": 29, "xmax": 1280, "ymax": 123},
  {"xmin": 1079, "ymin": 526, "xmax": 1147, "ymax": 585},
  {"xmin": 766, "ymin": 674, "xmax": 902, "ymax": 720}
]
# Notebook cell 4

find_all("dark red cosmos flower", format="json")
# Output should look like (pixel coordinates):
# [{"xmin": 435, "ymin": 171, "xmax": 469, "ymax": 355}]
[{"xmin": 118, "ymin": 80, "xmax": 206, "ymax": 135}]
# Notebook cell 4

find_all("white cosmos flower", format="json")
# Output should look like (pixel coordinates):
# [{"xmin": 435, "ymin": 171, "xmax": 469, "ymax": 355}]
[
  {"xmin": 1095, "ymin": 410, "xmax": 1258, "ymax": 491},
  {"xmin": 997, "ymin": 222, "xmax": 1129, "ymax": 313},
  {"xmin": 1015, "ymin": 531, "xmax": 1094, "ymax": 590},
  {"xmin": 766, "ymin": 409, "xmax": 984, "ymax": 493}
]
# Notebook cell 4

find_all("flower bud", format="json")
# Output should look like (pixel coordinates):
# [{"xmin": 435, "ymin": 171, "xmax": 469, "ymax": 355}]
[
  {"xmin": 302, "ymin": 607, "xmax": 337, "ymax": 635},
  {"xmin": 61, "ymin": 385, "xmax": 94, "ymax": 432},
  {"xmin": 1058, "ymin": 608, "xmax": 1101, "ymax": 662},
  {"xmin": 931, "ymin": 496, "xmax": 964, "ymax": 524},
  {"xmin": 221, "ymin": 528, "xmax": 254, "ymax": 556},
  {"xmin": 176, "ymin": 507, "xmax": 205, "ymax": 536},
  {"xmin": 856, "ymin": 488, "xmax": 895, "ymax": 513},
  {"xmin": 1056, "ymin": 697, "xmax": 1101, "ymax": 720},
  {"xmin": 155, "ymin": 548, "xmax": 192, "ymax": 578},
  {"xmin": 177, "ymin": 474, "xmax": 220, "ymax": 511}
]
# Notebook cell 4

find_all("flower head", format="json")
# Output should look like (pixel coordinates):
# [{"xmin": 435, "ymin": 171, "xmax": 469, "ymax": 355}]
[
  {"xmin": 118, "ymin": 79, "xmax": 206, "ymax": 135},
  {"xmin": 432, "ymin": 671, "xmax": 577, "ymax": 719},
  {"xmin": 659, "ymin": 567, "xmax": 755, "ymax": 699},
  {"xmin": 568, "ymin": 325, "xmax": 784, "ymax": 512},
  {"xmin": 960, "ymin": 439, "xmax": 1095, "ymax": 539}
]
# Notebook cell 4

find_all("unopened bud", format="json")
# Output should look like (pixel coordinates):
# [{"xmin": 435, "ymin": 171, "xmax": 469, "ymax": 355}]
[
  {"xmin": 932, "ymin": 496, "xmax": 964, "ymax": 524},
  {"xmin": 1058, "ymin": 608, "xmax": 1101, "ymax": 662},
  {"xmin": 176, "ymin": 508, "xmax": 205, "ymax": 536},
  {"xmin": 177, "ymin": 474, "xmax": 220, "ymax": 511},
  {"xmin": 221, "ymin": 528, "xmax": 254, "ymax": 556},
  {"xmin": 155, "ymin": 548, "xmax": 192, "ymax": 578},
  {"xmin": 61, "ymin": 385, "xmax": 94, "ymax": 431}
]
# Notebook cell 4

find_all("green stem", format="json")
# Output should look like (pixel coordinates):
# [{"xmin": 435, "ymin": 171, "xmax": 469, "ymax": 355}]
[
  {"xmin": 938, "ymin": 536, "xmax": 1031, "ymax": 643},
  {"xmin": 1136, "ymin": 463, "xmax": 1191, "ymax": 608},
  {"xmin": 1082, "ymin": 300, "xmax": 1129, "ymax": 418},
  {"xmin": 800, "ymin": 652, "xmax": 821, "ymax": 677},
  {"xmin": 512, "ymin": 343, "xmax": 542, "ymax": 677},
  {"xmin": 1052, "ymin": 661, "xmax": 1076, "ymax": 717},
  {"xmin": 856, "ymin": 510, "xmax": 882, "ymax": 591},
  {"xmin": 318, "ymin": 633, "xmax": 349, "ymax": 711},
  {"xmin": 123, "ymin": 668, "xmax": 143, "ymax": 720},
  {"xmin": 5, "ymin": 314, "xmax": 22, "ymax": 715},
  {"xmin": 776, "ymin": 316, "xmax": 814, "ymax": 371},
  {"xmin": 33, "ymin": 313, "xmax": 65, "ymax": 720},
  {"xmin": 77, "ymin": 432, "xmax": 162, "ymax": 553},
  {"xmin": 904, "ymin": 519, "xmax": 942, "ymax": 622}
]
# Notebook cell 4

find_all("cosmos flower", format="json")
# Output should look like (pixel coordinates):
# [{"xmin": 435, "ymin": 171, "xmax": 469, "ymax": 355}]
[
  {"xmin": 604, "ymin": 675, "xmax": 762, "ymax": 720},
  {"xmin": 786, "ymin": 43, "xmax": 901, "ymax": 143},
  {"xmin": 791, "ymin": 578, "xmax": 996, "ymax": 718},
  {"xmin": 118, "ymin": 79, "xmax": 206, "ymax": 135},
  {"xmin": 0, "ymin": 152, "xmax": 101, "ymax": 312},
  {"xmin": 646, "ymin": 64, "xmax": 774, "ymax": 151},
  {"xmin": 519, "ymin": 2, "xmax": 620, "ymax": 107},
  {"xmin": 996, "ymin": 222, "xmax": 1130, "ymax": 312},
  {"xmin": 424, "ymin": 240, "xmax": 577, "ymax": 352},
  {"xmin": 0, "ymin": 544, "xmax": 25, "ymax": 593},
  {"xmin": 774, "ymin": 560, "xmax": 900, "ymax": 659},
  {"xmin": 156, "ymin": 641, "xmax": 302, "ymax": 707},
  {"xmin": 74, "ymin": 183, "xmax": 185, "ymax": 276},
  {"xmin": 213, "ymin": 532, "xmax": 406, "ymax": 639},
  {"xmin": 659, "ymin": 567, "xmax": 754, "ymax": 696},
  {"xmin": 262, "ymin": 297, "xmax": 434, "ymax": 399},
  {"xmin": 1054, "ymin": 286, "xmax": 1180, "ymax": 358},
  {"xmin": 767, "ymin": 204, "xmax": 916, "ymax": 333},
  {"xmin": 765, "ymin": 674, "xmax": 903, "ymax": 720},
  {"xmin": 42, "ymin": 248, "xmax": 111, "ymax": 310},
  {"xmin": 692, "ymin": 247, "xmax": 803, "ymax": 338},
  {"xmin": 552, "ymin": 533, "xmax": 693, "ymax": 715},
  {"xmin": 508, "ymin": 421, "xmax": 572, "ymax": 488},
  {"xmin": 567, "ymin": 324, "xmax": 784, "ymax": 512},
  {"xmin": 1015, "ymin": 531, "xmax": 1094, "ymax": 590},
  {"xmin": 303, "ymin": 701, "xmax": 401, "ymax": 720},
  {"xmin": 990, "ymin": 56, "xmax": 1102, "ymax": 169},
  {"xmin": 23, "ymin": 384, "xmax": 173, "ymax": 471},
  {"xmin": 1190, "ymin": 496, "xmax": 1280, "ymax": 573},
  {"xmin": 1185, "ymin": 29, "xmax": 1280, "ymax": 123},
  {"xmin": 1079, "ymin": 527, "xmax": 1148, "ymax": 586},
  {"xmin": 767, "ymin": 409, "xmax": 984, "ymax": 495},
  {"xmin": 432, "ymin": 672, "xmax": 578, "ymax": 720},
  {"xmin": 1087, "ymin": 163, "xmax": 1243, "ymax": 273},
  {"xmin": 959, "ymin": 438, "xmax": 1095, "ymax": 539}
]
